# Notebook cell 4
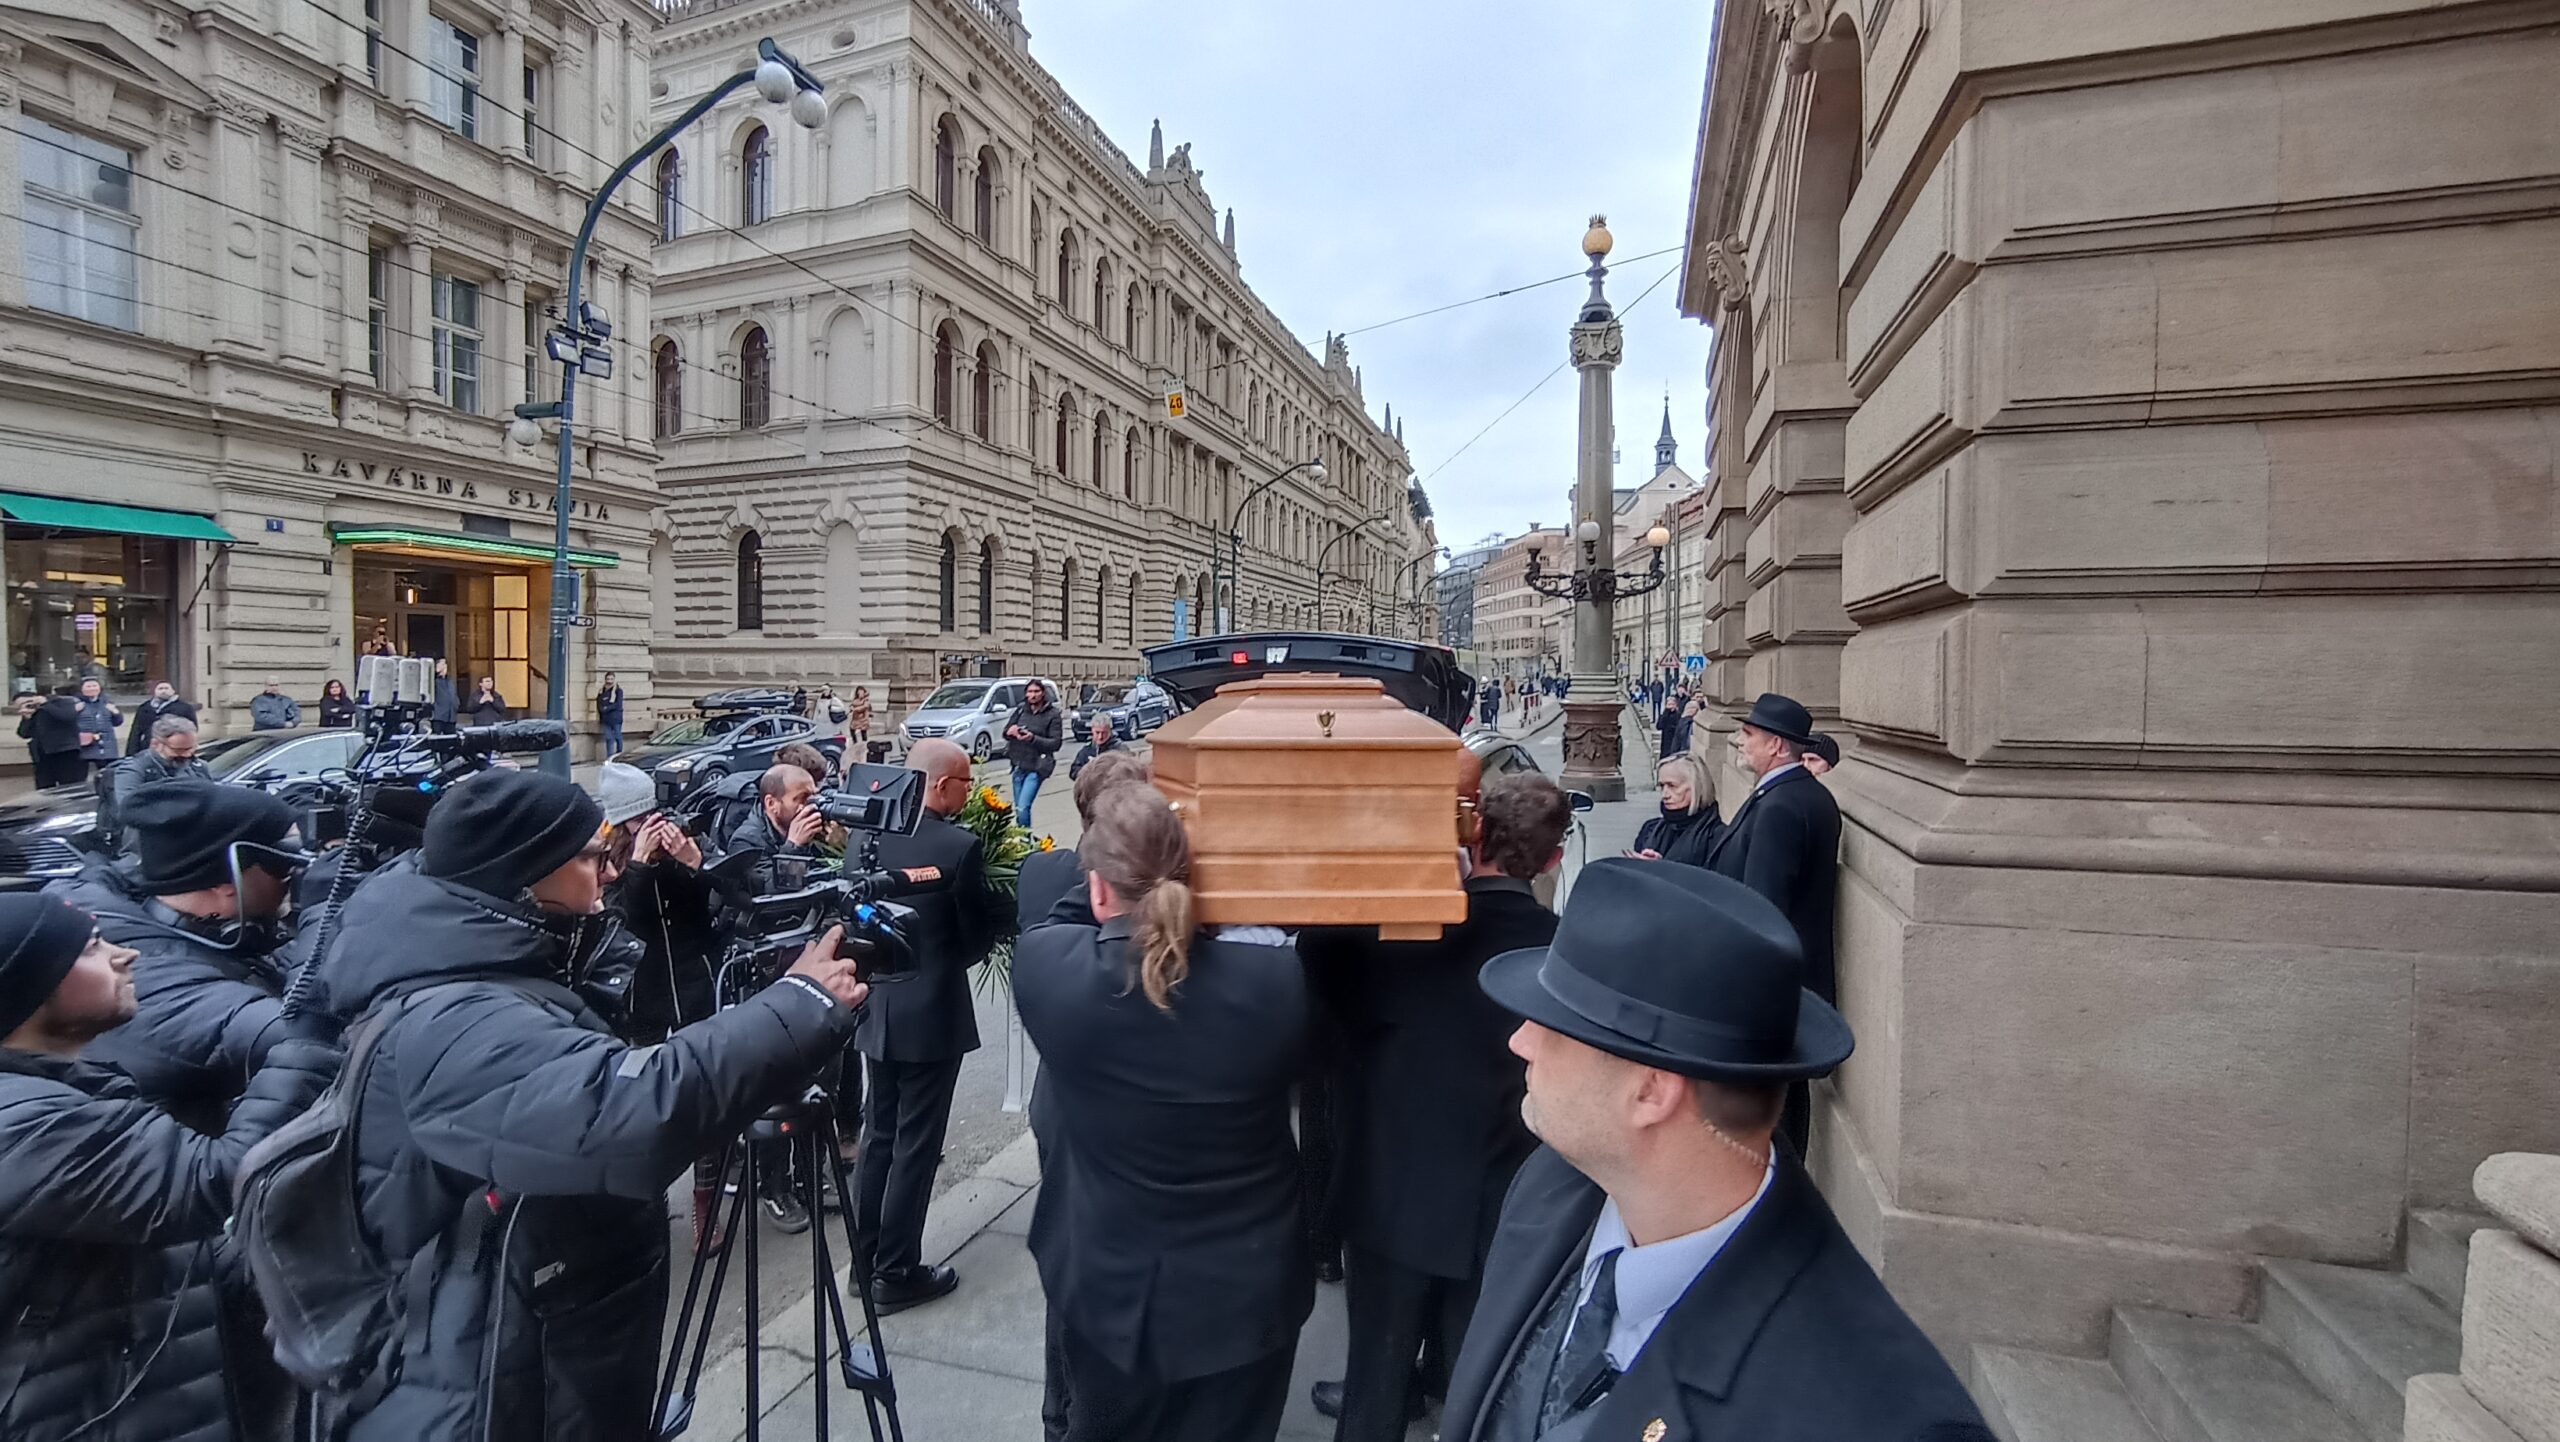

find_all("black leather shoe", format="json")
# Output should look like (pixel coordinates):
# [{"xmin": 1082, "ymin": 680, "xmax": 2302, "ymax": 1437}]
[{"xmin": 869, "ymin": 1264, "xmax": 960, "ymax": 1315}]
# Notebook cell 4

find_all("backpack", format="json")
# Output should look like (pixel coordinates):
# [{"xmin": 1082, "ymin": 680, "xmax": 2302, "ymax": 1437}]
[{"xmin": 232, "ymin": 976, "xmax": 579, "ymax": 1403}]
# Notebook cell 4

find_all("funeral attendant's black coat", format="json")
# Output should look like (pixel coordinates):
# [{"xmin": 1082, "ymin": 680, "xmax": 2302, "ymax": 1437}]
[
  {"xmin": 856, "ymin": 813, "xmax": 994, "ymax": 1063},
  {"xmin": 1440, "ymin": 1147, "xmax": 1992, "ymax": 1442},
  {"xmin": 1298, "ymin": 876, "xmax": 1553, "ymax": 1282},
  {"xmin": 1015, "ymin": 918, "xmax": 1312, "ymax": 1382},
  {"xmin": 1705, "ymin": 766, "xmax": 1842, "ymax": 1003}
]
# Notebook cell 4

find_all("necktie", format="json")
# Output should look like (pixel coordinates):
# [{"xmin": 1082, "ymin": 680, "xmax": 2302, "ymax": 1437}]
[{"xmin": 1541, "ymin": 1249, "xmax": 1621, "ymax": 1431}]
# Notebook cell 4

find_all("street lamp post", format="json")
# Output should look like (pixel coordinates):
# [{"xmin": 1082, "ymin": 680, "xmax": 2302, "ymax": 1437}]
[
  {"xmin": 1518, "ymin": 216, "xmax": 1670, "ymax": 801},
  {"xmin": 1215, "ymin": 457, "xmax": 1325, "ymax": 634},
  {"xmin": 1397, "ymin": 545, "xmax": 1450, "ymax": 641},
  {"xmin": 509, "ymin": 38, "xmax": 825, "ymax": 774}
]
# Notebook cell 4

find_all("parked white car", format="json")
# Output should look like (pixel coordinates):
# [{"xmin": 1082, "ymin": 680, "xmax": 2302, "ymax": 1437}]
[{"xmin": 898, "ymin": 676, "xmax": 1065, "ymax": 763}]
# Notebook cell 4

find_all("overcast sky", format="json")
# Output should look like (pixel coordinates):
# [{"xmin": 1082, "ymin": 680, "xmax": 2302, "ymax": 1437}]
[{"xmin": 1030, "ymin": 0, "xmax": 1719, "ymax": 550}]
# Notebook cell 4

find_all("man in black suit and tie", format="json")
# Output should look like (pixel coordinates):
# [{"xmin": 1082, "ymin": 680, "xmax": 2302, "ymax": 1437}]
[
  {"xmin": 853, "ymin": 738, "xmax": 998, "ymax": 1312},
  {"xmin": 1446, "ymin": 859, "xmax": 1991, "ymax": 1442},
  {"xmin": 1706, "ymin": 692, "xmax": 1842, "ymax": 1157},
  {"xmin": 1299, "ymin": 771, "xmax": 1576, "ymax": 1442}
]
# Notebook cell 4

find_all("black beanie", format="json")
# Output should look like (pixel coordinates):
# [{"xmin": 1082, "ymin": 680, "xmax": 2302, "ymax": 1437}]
[
  {"xmin": 127, "ymin": 782, "xmax": 305, "ymax": 894},
  {"xmin": 421, "ymin": 768, "xmax": 604, "ymax": 899},
  {"xmin": 0, "ymin": 894, "xmax": 97, "ymax": 1039}
]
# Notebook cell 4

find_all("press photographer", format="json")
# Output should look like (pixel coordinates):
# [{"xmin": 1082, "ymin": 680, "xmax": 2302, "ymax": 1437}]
[
  {"xmin": 595, "ymin": 762, "xmax": 720, "ymax": 1042},
  {"xmin": 312, "ymin": 767, "xmax": 868, "ymax": 1442},
  {"xmin": 47, "ymin": 781, "xmax": 305, "ymax": 1132}
]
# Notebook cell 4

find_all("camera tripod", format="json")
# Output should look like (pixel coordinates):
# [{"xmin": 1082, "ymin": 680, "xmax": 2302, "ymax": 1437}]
[{"xmin": 654, "ymin": 1087, "xmax": 906, "ymax": 1442}]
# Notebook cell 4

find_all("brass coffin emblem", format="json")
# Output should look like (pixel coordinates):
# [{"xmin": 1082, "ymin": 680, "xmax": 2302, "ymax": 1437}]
[
  {"xmin": 1316, "ymin": 710, "xmax": 1336, "ymax": 738},
  {"xmin": 1641, "ymin": 1421, "xmax": 1668, "ymax": 1442}
]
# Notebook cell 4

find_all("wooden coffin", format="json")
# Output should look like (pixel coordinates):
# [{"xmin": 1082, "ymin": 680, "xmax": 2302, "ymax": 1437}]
[{"xmin": 1149, "ymin": 673, "xmax": 1466, "ymax": 940}]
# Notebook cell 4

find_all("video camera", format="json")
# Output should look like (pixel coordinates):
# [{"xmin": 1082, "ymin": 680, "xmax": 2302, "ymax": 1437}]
[{"xmin": 700, "ymin": 762, "xmax": 938, "ymax": 986}]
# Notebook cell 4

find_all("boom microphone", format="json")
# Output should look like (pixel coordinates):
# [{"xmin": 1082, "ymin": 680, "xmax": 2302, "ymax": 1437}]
[{"xmin": 410, "ymin": 719, "xmax": 570, "ymax": 756}]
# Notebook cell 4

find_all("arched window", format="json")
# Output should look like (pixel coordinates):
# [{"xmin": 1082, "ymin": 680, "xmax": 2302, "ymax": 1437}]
[
  {"xmin": 1123, "ymin": 426, "xmax": 1140, "ymax": 499},
  {"xmin": 1059, "ymin": 559, "xmax": 1077, "ymax": 641},
  {"xmin": 735, "ymin": 531, "xmax": 764, "ymax": 631},
  {"xmin": 1054, "ymin": 395, "xmax": 1073, "ymax": 479},
  {"xmin": 741, "ymin": 126, "xmax": 772, "ymax": 226},
  {"xmin": 652, "ymin": 339, "xmax": 681, "ymax": 439},
  {"xmin": 1092, "ymin": 258, "xmax": 1110, "ymax": 337},
  {"xmin": 1090, "ymin": 414, "xmax": 1105, "ymax": 488},
  {"xmin": 937, "ymin": 533, "xmax": 957, "ymax": 631},
  {"xmin": 977, "ymin": 539, "xmax": 996, "ymax": 633},
  {"xmin": 931, "ymin": 323, "xmax": 957, "ymax": 426},
  {"xmin": 972, "ymin": 341, "xmax": 997, "ymax": 442},
  {"xmin": 656, "ymin": 149, "xmax": 682, "ymax": 241},
  {"xmin": 738, "ymin": 327, "xmax": 770, "ymax": 428},
  {"xmin": 932, "ymin": 116, "xmax": 957, "ymax": 218},
  {"xmin": 1125, "ymin": 284, "xmax": 1140, "ymax": 351},
  {"xmin": 974, "ymin": 146, "xmax": 996, "ymax": 244},
  {"xmin": 1055, "ymin": 232, "xmax": 1074, "ymax": 315}
]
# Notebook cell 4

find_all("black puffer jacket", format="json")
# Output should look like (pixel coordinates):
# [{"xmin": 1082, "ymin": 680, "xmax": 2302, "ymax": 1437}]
[
  {"xmin": 1003, "ymin": 698, "xmax": 1063, "ymax": 777},
  {"xmin": 46, "ymin": 864, "xmax": 290, "ymax": 1133},
  {"xmin": 322, "ymin": 865, "xmax": 862, "ymax": 1442},
  {"xmin": 0, "ymin": 1039, "xmax": 337, "ymax": 1442},
  {"xmin": 1630, "ymin": 800, "xmax": 1724, "ymax": 869}
]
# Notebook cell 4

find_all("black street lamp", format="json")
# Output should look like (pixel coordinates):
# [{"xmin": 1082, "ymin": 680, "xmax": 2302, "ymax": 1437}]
[
  {"xmin": 1213, "ymin": 457, "xmax": 1325, "ymax": 634},
  {"xmin": 509, "ymin": 38, "xmax": 825, "ymax": 772},
  {"xmin": 1523, "ymin": 519, "xmax": 1672, "ymax": 605},
  {"xmin": 1313, "ymin": 509, "xmax": 1393, "ymax": 632}
]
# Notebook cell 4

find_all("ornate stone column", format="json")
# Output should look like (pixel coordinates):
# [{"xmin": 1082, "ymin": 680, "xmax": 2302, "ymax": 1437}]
[
  {"xmin": 1561, "ymin": 219, "xmax": 1629, "ymax": 801},
  {"xmin": 278, "ymin": 120, "xmax": 330, "ymax": 370}
]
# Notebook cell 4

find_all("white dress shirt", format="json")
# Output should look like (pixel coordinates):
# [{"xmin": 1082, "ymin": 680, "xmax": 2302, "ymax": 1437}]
[
  {"xmin": 1565, "ymin": 1157, "xmax": 1778, "ymax": 1371},
  {"xmin": 1755, "ymin": 761, "xmax": 1803, "ymax": 791}
]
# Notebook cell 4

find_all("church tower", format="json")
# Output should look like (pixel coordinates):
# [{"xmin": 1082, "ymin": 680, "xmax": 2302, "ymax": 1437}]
[{"xmin": 1654, "ymin": 394, "xmax": 1678, "ymax": 473}]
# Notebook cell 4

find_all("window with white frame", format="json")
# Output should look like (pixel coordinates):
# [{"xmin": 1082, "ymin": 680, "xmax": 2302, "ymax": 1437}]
[
  {"xmin": 428, "ymin": 20, "xmax": 481, "ymax": 141},
  {"xmin": 523, "ymin": 295, "xmax": 550, "ymax": 403},
  {"xmin": 21, "ymin": 116, "xmax": 140, "ymax": 332},
  {"xmin": 431, "ymin": 273, "xmax": 483, "ymax": 413},
  {"xmin": 367, "ymin": 245, "xmax": 390, "ymax": 386},
  {"xmin": 363, "ymin": 0, "xmax": 384, "ymax": 87},
  {"xmin": 522, "ymin": 61, "xmax": 543, "ymax": 165}
]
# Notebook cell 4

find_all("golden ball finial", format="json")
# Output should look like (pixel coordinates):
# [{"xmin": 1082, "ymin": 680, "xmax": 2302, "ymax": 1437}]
[{"xmin": 1582, "ymin": 215, "xmax": 1613, "ymax": 260}]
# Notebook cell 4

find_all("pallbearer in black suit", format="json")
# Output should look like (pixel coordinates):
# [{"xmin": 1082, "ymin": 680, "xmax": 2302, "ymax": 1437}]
[
  {"xmin": 1015, "ymin": 786, "xmax": 1313, "ymax": 1442},
  {"xmin": 852, "ymin": 738, "xmax": 998, "ymax": 1314},
  {"xmin": 1706, "ymin": 692, "xmax": 1843, "ymax": 1157},
  {"xmin": 1299, "ymin": 772, "xmax": 1575, "ymax": 1441},
  {"xmin": 1444, "ymin": 859, "xmax": 1990, "ymax": 1442}
]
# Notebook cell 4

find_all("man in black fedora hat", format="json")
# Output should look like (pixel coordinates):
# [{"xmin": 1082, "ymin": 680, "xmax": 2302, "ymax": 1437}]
[
  {"xmin": 1706, "ymin": 692, "xmax": 1842, "ymax": 1156},
  {"xmin": 1442, "ymin": 859, "xmax": 1988, "ymax": 1442}
]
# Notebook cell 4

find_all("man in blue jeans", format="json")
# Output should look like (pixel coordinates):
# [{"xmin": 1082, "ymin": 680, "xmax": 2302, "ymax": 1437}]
[
  {"xmin": 1002, "ymin": 680, "xmax": 1063, "ymax": 825},
  {"xmin": 596, "ymin": 672, "xmax": 625, "ymax": 757}
]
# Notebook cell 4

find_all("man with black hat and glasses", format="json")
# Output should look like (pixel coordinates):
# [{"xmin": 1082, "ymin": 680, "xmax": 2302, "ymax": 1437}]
[
  {"xmin": 46, "ymin": 780, "xmax": 307, "ymax": 1133},
  {"xmin": 1708, "ymin": 692, "xmax": 1843, "ymax": 1156},
  {"xmin": 311, "ymin": 767, "xmax": 869, "ymax": 1442},
  {"xmin": 1445, "ymin": 860, "xmax": 1989, "ymax": 1442},
  {"xmin": 0, "ymin": 892, "xmax": 337, "ymax": 1442}
]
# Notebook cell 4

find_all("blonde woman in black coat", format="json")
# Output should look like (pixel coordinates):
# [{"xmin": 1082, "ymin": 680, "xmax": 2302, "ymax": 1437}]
[{"xmin": 1014, "ymin": 786, "xmax": 1312, "ymax": 1442}]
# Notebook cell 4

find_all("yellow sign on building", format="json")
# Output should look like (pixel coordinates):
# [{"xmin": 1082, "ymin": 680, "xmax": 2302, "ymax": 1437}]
[{"xmin": 1165, "ymin": 389, "xmax": 1187, "ymax": 420}]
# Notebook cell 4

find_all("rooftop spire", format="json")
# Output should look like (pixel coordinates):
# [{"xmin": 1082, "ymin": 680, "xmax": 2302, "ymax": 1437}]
[
  {"xmin": 1655, "ymin": 390, "xmax": 1678, "ymax": 472},
  {"xmin": 1149, "ymin": 119, "xmax": 1164, "ymax": 170}
]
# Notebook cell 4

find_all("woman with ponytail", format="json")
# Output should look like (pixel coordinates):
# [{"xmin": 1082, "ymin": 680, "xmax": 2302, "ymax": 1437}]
[{"xmin": 1013, "ymin": 785, "xmax": 1313, "ymax": 1442}]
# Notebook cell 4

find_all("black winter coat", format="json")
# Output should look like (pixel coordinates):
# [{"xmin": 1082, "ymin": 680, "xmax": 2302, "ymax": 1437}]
[
  {"xmin": 98, "ymin": 750, "xmax": 213, "ymax": 860},
  {"xmin": 47, "ymin": 866, "xmax": 290, "ymax": 1134},
  {"xmin": 1015, "ymin": 919, "xmax": 1312, "ymax": 1382},
  {"xmin": 18, "ymin": 695, "xmax": 83, "ymax": 759},
  {"xmin": 322, "ymin": 866, "xmax": 862, "ymax": 1442},
  {"xmin": 855, "ymin": 813, "xmax": 994, "ymax": 1064},
  {"xmin": 611, "ymin": 857, "xmax": 722, "ymax": 1040},
  {"xmin": 1297, "ymin": 876, "xmax": 1555, "ymax": 1281},
  {"xmin": 126, "ymin": 696, "xmax": 198, "ymax": 755},
  {"xmin": 1705, "ymin": 767, "xmax": 1843, "ymax": 1004},
  {"xmin": 1631, "ymin": 799, "xmax": 1723, "ymax": 869},
  {"xmin": 1014, "ymin": 846, "xmax": 1089, "ymax": 936},
  {"xmin": 0, "ymin": 1039, "xmax": 336, "ymax": 1442},
  {"xmin": 1440, "ymin": 1147, "xmax": 1991, "ymax": 1442},
  {"xmin": 1002, "ymin": 699, "xmax": 1062, "ymax": 777}
]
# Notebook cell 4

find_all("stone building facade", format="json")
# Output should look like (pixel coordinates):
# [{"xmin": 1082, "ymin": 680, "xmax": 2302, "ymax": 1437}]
[
  {"xmin": 1679, "ymin": 0, "xmax": 2560, "ymax": 1405},
  {"xmin": 0, "ymin": 0, "xmax": 658, "ymax": 752},
  {"xmin": 646, "ymin": 0, "xmax": 1430, "ymax": 717},
  {"xmin": 1471, "ymin": 526, "xmax": 1565, "ymax": 680},
  {"xmin": 1610, "ymin": 403, "xmax": 1698, "ymax": 682}
]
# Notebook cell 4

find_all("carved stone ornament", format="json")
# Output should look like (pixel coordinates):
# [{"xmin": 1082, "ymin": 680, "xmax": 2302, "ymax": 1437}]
[
  {"xmin": 278, "ymin": 120, "xmax": 330, "ymax": 155},
  {"xmin": 1764, "ymin": 0, "xmax": 1824, "ymax": 71},
  {"xmin": 1570, "ymin": 322, "xmax": 1625, "ymax": 370},
  {"xmin": 1562, "ymin": 707, "xmax": 1623, "ymax": 771},
  {"xmin": 211, "ymin": 93, "xmax": 269, "ymax": 128},
  {"xmin": 1702, "ymin": 237, "xmax": 1750, "ymax": 312}
]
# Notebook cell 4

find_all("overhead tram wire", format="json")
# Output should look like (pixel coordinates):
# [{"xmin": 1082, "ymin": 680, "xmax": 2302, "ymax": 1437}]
[
  {"xmin": 1417, "ymin": 259, "xmax": 1684, "ymax": 486},
  {"xmin": 1335, "ymin": 246, "xmax": 1683, "ymax": 340}
]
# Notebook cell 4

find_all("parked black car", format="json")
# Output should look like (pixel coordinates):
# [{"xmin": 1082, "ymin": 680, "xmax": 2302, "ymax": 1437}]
[
  {"xmin": 1069, "ymin": 680, "xmax": 1176, "ymax": 742},
  {"xmin": 613, "ymin": 687, "xmax": 845, "ymax": 791},
  {"xmin": 0, "ymin": 726, "xmax": 369, "ymax": 890}
]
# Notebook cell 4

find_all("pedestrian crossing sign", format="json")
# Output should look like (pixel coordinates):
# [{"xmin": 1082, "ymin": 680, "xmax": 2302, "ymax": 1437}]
[{"xmin": 1165, "ymin": 388, "xmax": 1187, "ymax": 419}]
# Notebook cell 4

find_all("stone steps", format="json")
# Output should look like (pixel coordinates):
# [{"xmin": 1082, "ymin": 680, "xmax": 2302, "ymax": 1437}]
[{"xmin": 1970, "ymin": 1213, "xmax": 2475, "ymax": 1442}]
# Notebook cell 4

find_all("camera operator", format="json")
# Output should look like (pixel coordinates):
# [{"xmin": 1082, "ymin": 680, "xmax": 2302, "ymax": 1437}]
[
  {"xmin": 0, "ymin": 894, "xmax": 338, "ymax": 1442},
  {"xmin": 853, "ymin": 738, "xmax": 998, "ymax": 1314},
  {"xmin": 317, "ymin": 767, "xmax": 867, "ymax": 1442},
  {"xmin": 46, "ymin": 782, "xmax": 305, "ymax": 1133},
  {"xmin": 94, "ymin": 715, "xmax": 209, "ymax": 860},
  {"xmin": 293, "ymin": 781, "xmax": 436, "ymax": 921},
  {"xmin": 595, "ymin": 763, "xmax": 719, "ymax": 1041}
]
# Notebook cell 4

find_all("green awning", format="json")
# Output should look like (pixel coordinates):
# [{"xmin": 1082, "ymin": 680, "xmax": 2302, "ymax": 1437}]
[
  {"xmin": 331, "ymin": 525, "xmax": 619, "ymax": 568},
  {"xmin": 0, "ymin": 493, "xmax": 239, "ymax": 543}
]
